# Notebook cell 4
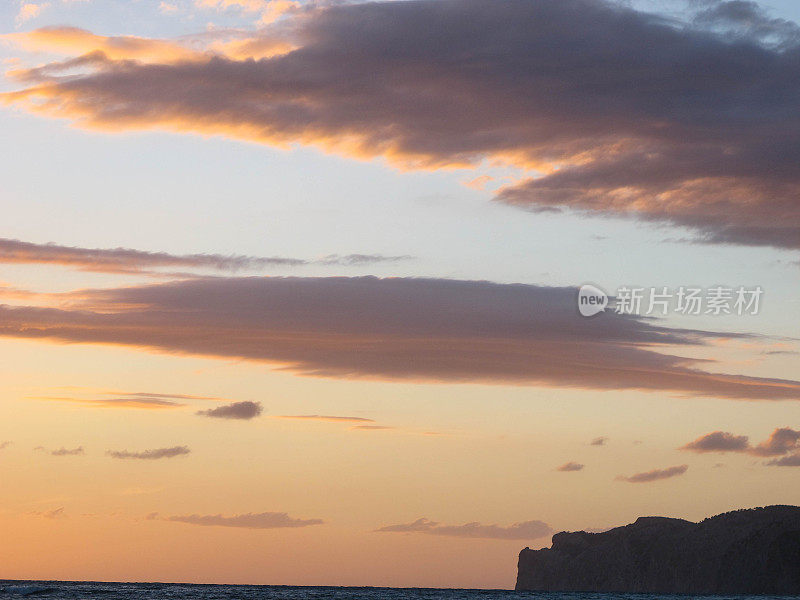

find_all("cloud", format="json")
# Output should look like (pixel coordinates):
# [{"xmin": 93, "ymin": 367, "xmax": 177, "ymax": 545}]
[
  {"xmin": 351, "ymin": 424, "xmax": 393, "ymax": 431},
  {"xmin": 678, "ymin": 427, "xmax": 800, "ymax": 465},
  {"xmin": 165, "ymin": 511, "xmax": 323, "ymax": 528},
  {"xmin": 107, "ymin": 446, "xmax": 191, "ymax": 460},
  {"xmin": 50, "ymin": 446, "xmax": 84, "ymax": 456},
  {"xmin": 0, "ymin": 441, "xmax": 11, "ymax": 450},
  {"xmin": 751, "ymin": 427, "xmax": 800, "ymax": 456},
  {"xmin": 376, "ymin": 517, "xmax": 553, "ymax": 540},
  {"xmin": 15, "ymin": 3, "xmax": 48, "ymax": 26},
  {"xmin": 197, "ymin": 400, "xmax": 263, "ymax": 419},
  {"xmin": 589, "ymin": 436, "xmax": 608, "ymax": 446},
  {"xmin": 274, "ymin": 415, "xmax": 376, "ymax": 423},
  {"xmin": 765, "ymin": 452, "xmax": 800, "ymax": 467},
  {"xmin": 0, "ymin": 238, "xmax": 411, "ymax": 275},
  {"xmin": 30, "ymin": 506, "xmax": 66, "ymax": 519},
  {"xmin": 0, "ymin": 237, "xmax": 304, "ymax": 275},
  {"xmin": 4, "ymin": 1, "xmax": 800, "ymax": 247},
  {"xmin": 36, "ymin": 396, "xmax": 186, "ymax": 409},
  {"xmin": 680, "ymin": 431, "xmax": 751, "ymax": 453},
  {"xmin": 557, "ymin": 461, "xmax": 584, "ymax": 472},
  {"xmin": 617, "ymin": 464, "xmax": 689, "ymax": 483},
  {"xmin": 0, "ymin": 276, "xmax": 799, "ymax": 400}
]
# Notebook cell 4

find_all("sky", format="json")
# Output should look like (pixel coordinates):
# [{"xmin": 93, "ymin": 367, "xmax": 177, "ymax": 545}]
[{"xmin": 0, "ymin": 0, "xmax": 800, "ymax": 590}]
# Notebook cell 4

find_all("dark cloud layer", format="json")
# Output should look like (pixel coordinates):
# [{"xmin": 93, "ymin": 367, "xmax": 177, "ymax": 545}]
[
  {"xmin": 0, "ymin": 276, "xmax": 798, "ymax": 400},
  {"xmin": 4, "ymin": 0, "xmax": 800, "ymax": 247},
  {"xmin": 376, "ymin": 517, "xmax": 553, "ymax": 540},
  {"xmin": 107, "ymin": 445, "xmax": 190, "ymax": 460},
  {"xmin": 197, "ymin": 400, "xmax": 263, "ymax": 419},
  {"xmin": 166, "ymin": 511, "xmax": 324, "ymax": 529},
  {"xmin": 617, "ymin": 464, "xmax": 689, "ymax": 483}
]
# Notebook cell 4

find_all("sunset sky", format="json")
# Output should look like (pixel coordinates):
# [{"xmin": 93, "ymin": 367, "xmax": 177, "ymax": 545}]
[{"xmin": 1, "ymin": 0, "xmax": 800, "ymax": 589}]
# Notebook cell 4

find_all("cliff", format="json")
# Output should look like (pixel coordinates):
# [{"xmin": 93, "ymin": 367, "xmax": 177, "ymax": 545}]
[{"xmin": 516, "ymin": 505, "xmax": 800, "ymax": 594}]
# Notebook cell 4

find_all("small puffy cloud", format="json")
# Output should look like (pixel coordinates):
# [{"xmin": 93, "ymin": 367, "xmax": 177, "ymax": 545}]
[
  {"xmin": 680, "ymin": 431, "xmax": 751, "ymax": 453},
  {"xmin": 617, "ymin": 464, "xmax": 689, "ymax": 483},
  {"xmin": 589, "ymin": 437, "xmax": 607, "ymax": 446},
  {"xmin": 159, "ymin": 1, "xmax": 179, "ymax": 13},
  {"xmin": 166, "ymin": 511, "xmax": 323, "ymax": 528},
  {"xmin": 377, "ymin": 517, "xmax": 553, "ymax": 540},
  {"xmin": 107, "ymin": 446, "xmax": 190, "ymax": 460},
  {"xmin": 197, "ymin": 400, "xmax": 262, "ymax": 420},
  {"xmin": 751, "ymin": 427, "xmax": 800, "ymax": 457},
  {"xmin": 50, "ymin": 446, "xmax": 84, "ymax": 456},
  {"xmin": 16, "ymin": 3, "xmax": 48, "ymax": 26},
  {"xmin": 557, "ymin": 461, "xmax": 584, "ymax": 472}
]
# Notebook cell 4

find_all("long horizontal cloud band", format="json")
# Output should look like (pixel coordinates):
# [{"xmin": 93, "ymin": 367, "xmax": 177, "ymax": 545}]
[
  {"xmin": 0, "ymin": 276, "xmax": 798, "ymax": 400},
  {"xmin": 3, "ymin": 0, "xmax": 800, "ymax": 247}
]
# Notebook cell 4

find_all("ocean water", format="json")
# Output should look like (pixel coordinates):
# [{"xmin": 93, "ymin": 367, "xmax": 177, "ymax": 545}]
[{"xmin": 0, "ymin": 582, "xmax": 796, "ymax": 600}]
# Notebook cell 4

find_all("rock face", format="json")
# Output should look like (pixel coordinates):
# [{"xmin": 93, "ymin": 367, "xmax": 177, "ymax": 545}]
[{"xmin": 516, "ymin": 505, "xmax": 800, "ymax": 594}]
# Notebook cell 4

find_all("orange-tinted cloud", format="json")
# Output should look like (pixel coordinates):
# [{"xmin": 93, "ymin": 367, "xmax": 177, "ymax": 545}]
[
  {"xmin": 0, "ymin": 276, "xmax": 799, "ymax": 400},
  {"xmin": 617, "ymin": 464, "xmax": 689, "ymax": 483},
  {"xmin": 0, "ymin": 238, "xmax": 409, "ymax": 274},
  {"xmin": 3, "ymin": 1, "xmax": 800, "ymax": 246},
  {"xmin": 377, "ymin": 518, "xmax": 553, "ymax": 540},
  {"xmin": 274, "ymin": 415, "xmax": 375, "ymax": 423}
]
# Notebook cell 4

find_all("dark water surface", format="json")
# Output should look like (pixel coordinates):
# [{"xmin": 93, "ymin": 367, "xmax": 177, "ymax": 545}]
[{"xmin": 1, "ymin": 582, "xmax": 797, "ymax": 600}]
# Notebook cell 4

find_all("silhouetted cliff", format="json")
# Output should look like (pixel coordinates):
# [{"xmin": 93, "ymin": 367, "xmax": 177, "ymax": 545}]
[{"xmin": 516, "ymin": 505, "xmax": 800, "ymax": 594}]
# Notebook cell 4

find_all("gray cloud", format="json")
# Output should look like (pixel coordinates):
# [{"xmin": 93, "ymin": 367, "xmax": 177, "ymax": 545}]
[
  {"xmin": 4, "ymin": 1, "xmax": 800, "ymax": 247},
  {"xmin": 617, "ymin": 464, "xmax": 689, "ymax": 483},
  {"xmin": 377, "ymin": 517, "xmax": 553, "ymax": 540},
  {"xmin": 0, "ymin": 441, "xmax": 10, "ymax": 450},
  {"xmin": 197, "ymin": 400, "xmax": 263, "ymax": 420},
  {"xmin": 765, "ymin": 452, "xmax": 800, "ymax": 467},
  {"xmin": 166, "ymin": 511, "xmax": 324, "ymax": 529},
  {"xmin": 557, "ymin": 461, "xmax": 584, "ymax": 472},
  {"xmin": 751, "ymin": 427, "xmax": 800, "ymax": 456},
  {"xmin": 107, "ymin": 445, "xmax": 191, "ymax": 460},
  {"xmin": 589, "ymin": 436, "xmax": 608, "ymax": 446},
  {"xmin": 0, "ymin": 276, "xmax": 798, "ymax": 400},
  {"xmin": 50, "ymin": 446, "xmax": 84, "ymax": 456},
  {"xmin": 680, "ymin": 431, "xmax": 751, "ymax": 453}
]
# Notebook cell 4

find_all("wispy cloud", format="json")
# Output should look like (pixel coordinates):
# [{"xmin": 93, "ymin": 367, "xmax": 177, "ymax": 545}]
[
  {"xmin": 165, "ymin": 511, "xmax": 323, "ymax": 529},
  {"xmin": 376, "ymin": 517, "xmax": 552, "ymax": 540},
  {"xmin": 274, "ymin": 415, "xmax": 376, "ymax": 423},
  {"xmin": 556, "ymin": 461, "xmax": 584, "ymax": 472},
  {"xmin": 50, "ymin": 446, "xmax": 84, "ymax": 456},
  {"xmin": 107, "ymin": 446, "xmax": 190, "ymax": 460},
  {"xmin": 589, "ymin": 437, "xmax": 608, "ymax": 446},
  {"xmin": 617, "ymin": 464, "xmax": 689, "ymax": 483},
  {"xmin": 197, "ymin": 400, "xmax": 263, "ymax": 420},
  {"xmin": 0, "ymin": 238, "xmax": 411, "ymax": 276}
]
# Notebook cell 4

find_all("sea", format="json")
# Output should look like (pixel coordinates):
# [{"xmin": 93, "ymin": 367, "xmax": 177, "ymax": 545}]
[{"xmin": 0, "ymin": 582, "xmax": 797, "ymax": 600}]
